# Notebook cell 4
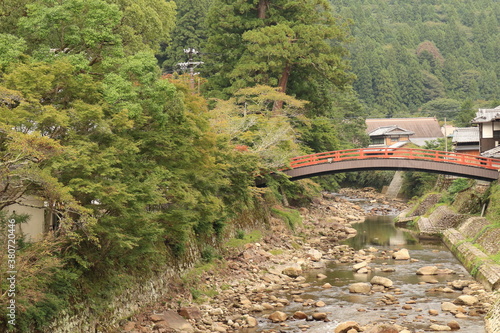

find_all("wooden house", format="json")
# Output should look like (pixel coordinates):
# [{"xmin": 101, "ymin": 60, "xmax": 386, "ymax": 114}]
[
  {"xmin": 471, "ymin": 106, "xmax": 500, "ymax": 153},
  {"xmin": 366, "ymin": 117, "xmax": 444, "ymax": 147},
  {"xmin": 451, "ymin": 127, "xmax": 480, "ymax": 155},
  {"xmin": 367, "ymin": 125, "xmax": 414, "ymax": 147}
]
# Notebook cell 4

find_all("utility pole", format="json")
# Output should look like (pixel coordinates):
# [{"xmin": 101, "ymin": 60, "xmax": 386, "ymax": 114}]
[
  {"xmin": 444, "ymin": 117, "xmax": 448, "ymax": 152},
  {"xmin": 177, "ymin": 48, "xmax": 203, "ymax": 93}
]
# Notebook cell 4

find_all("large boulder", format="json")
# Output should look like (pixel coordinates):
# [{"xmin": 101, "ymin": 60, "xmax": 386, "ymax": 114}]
[
  {"xmin": 456, "ymin": 295, "xmax": 479, "ymax": 306},
  {"xmin": 392, "ymin": 248, "xmax": 410, "ymax": 260},
  {"xmin": 306, "ymin": 249, "xmax": 323, "ymax": 261},
  {"xmin": 349, "ymin": 282, "xmax": 371, "ymax": 294},
  {"xmin": 312, "ymin": 312, "xmax": 328, "ymax": 321},
  {"xmin": 246, "ymin": 316, "xmax": 258, "ymax": 327},
  {"xmin": 370, "ymin": 276, "xmax": 393, "ymax": 288},
  {"xmin": 268, "ymin": 311, "xmax": 287, "ymax": 323},
  {"xmin": 335, "ymin": 321, "xmax": 360, "ymax": 333},
  {"xmin": 282, "ymin": 264, "xmax": 303, "ymax": 278},
  {"xmin": 178, "ymin": 307, "xmax": 202, "ymax": 320},
  {"xmin": 151, "ymin": 311, "xmax": 195, "ymax": 333},
  {"xmin": 416, "ymin": 266, "xmax": 438, "ymax": 275},
  {"xmin": 293, "ymin": 311, "xmax": 308, "ymax": 320},
  {"xmin": 441, "ymin": 302, "xmax": 459, "ymax": 313}
]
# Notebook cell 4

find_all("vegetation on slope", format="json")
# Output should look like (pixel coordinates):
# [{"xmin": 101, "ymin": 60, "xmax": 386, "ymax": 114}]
[{"xmin": 330, "ymin": 0, "xmax": 500, "ymax": 120}]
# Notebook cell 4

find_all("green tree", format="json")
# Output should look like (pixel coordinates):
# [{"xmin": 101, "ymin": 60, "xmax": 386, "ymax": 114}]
[
  {"xmin": 105, "ymin": 0, "xmax": 177, "ymax": 54},
  {"xmin": 18, "ymin": 0, "xmax": 123, "ymax": 66},
  {"xmin": 419, "ymin": 98, "xmax": 461, "ymax": 121},
  {"xmin": 203, "ymin": 0, "xmax": 353, "ymax": 110},
  {"xmin": 455, "ymin": 99, "xmax": 475, "ymax": 127},
  {"xmin": 158, "ymin": 0, "xmax": 212, "ymax": 71}
]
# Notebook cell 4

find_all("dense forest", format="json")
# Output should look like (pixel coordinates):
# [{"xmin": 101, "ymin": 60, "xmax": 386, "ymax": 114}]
[
  {"xmin": 0, "ymin": 0, "xmax": 499, "ymax": 331},
  {"xmin": 331, "ymin": 0, "xmax": 500, "ymax": 122}
]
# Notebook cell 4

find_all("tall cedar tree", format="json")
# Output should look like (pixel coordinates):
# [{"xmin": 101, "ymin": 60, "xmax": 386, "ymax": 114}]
[{"xmin": 203, "ymin": 0, "xmax": 353, "ymax": 112}]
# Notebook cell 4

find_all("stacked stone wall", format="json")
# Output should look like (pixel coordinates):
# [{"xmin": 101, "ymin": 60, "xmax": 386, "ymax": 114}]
[
  {"xmin": 486, "ymin": 296, "xmax": 500, "ymax": 333},
  {"xmin": 408, "ymin": 193, "xmax": 441, "ymax": 217}
]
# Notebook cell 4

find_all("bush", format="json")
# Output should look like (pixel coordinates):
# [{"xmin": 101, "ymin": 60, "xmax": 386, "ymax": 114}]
[
  {"xmin": 271, "ymin": 207, "xmax": 302, "ymax": 231},
  {"xmin": 235, "ymin": 229, "xmax": 245, "ymax": 239}
]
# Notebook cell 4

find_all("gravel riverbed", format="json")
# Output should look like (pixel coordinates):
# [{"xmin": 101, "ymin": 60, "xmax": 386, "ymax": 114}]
[{"xmin": 119, "ymin": 189, "xmax": 498, "ymax": 333}]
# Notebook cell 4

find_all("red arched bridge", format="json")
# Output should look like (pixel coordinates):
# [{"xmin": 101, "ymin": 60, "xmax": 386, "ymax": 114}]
[{"xmin": 282, "ymin": 148, "xmax": 500, "ymax": 182}]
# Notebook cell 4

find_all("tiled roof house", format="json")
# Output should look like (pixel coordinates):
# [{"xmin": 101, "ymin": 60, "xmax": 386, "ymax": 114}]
[
  {"xmin": 451, "ymin": 127, "xmax": 480, "ymax": 155},
  {"xmin": 471, "ymin": 106, "xmax": 500, "ymax": 153},
  {"xmin": 366, "ymin": 117, "xmax": 443, "ymax": 147}
]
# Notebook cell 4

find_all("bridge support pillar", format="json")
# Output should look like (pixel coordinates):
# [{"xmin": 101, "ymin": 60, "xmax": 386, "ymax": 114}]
[{"xmin": 385, "ymin": 171, "xmax": 404, "ymax": 198}]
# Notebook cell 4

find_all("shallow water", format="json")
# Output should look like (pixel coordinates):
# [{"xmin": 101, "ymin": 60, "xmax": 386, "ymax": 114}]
[{"xmin": 243, "ymin": 214, "xmax": 486, "ymax": 333}]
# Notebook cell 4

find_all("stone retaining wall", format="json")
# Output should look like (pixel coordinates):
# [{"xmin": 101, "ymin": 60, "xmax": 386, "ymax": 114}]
[
  {"xmin": 47, "ymin": 268, "xmax": 179, "ymax": 333},
  {"xmin": 404, "ymin": 193, "xmax": 500, "ymax": 332},
  {"xmin": 47, "ymin": 203, "xmax": 271, "ymax": 333},
  {"xmin": 486, "ymin": 296, "xmax": 500, "ymax": 333}
]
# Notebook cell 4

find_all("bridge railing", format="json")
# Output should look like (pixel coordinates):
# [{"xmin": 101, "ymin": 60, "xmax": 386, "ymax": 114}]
[{"xmin": 289, "ymin": 148, "xmax": 500, "ymax": 171}]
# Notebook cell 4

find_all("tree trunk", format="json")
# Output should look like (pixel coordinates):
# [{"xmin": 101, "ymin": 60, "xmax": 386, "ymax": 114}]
[
  {"xmin": 257, "ymin": 0, "xmax": 269, "ymax": 19},
  {"xmin": 272, "ymin": 63, "xmax": 291, "ymax": 112}
]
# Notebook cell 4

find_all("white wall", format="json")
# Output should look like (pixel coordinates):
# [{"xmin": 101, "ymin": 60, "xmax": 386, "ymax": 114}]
[{"xmin": 4, "ymin": 196, "xmax": 47, "ymax": 242}]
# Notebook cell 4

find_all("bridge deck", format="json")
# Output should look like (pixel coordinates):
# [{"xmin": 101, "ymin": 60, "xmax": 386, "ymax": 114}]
[{"xmin": 283, "ymin": 148, "xmax": 500, "ymax": 182}]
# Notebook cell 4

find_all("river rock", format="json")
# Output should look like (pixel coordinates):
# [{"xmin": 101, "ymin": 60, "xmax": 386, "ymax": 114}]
[
  {"xmin": 429, "ymin": 309, "xmax": 439, "ymax": 316},
  {"xmin": 312, "ymin": 312, "xmax": 328, "ymax": 321},
  {"xmin": 364, "ymin": 324, "xmax": 399, "ymax": 333},
  {"xmin": 306, "ymin": 249, "xmax": 323, "ymax": 261},
  {"xmin": 178, "ymin": 306, "xmax": 202, "ymax": 320},
  {"xmin": 456, "ymin": 295, "xmax": 479, "ymax": 306},
  {"xmin": 245, "ymin": 316, "xmax": 258, "ymax": 327},
  {"xmin": 357, "ymin": 267, "xmax": 369, "ymax": 274},
  {"xmin": 334, "ymin": 321, "xmax": 360, "ymax": 333},
  {"xmin": 262, "ymin": 273, "xmax": 282, "ymax": 283},
  {"xmin": 370, "ymin": 276, "xmax": 393, "ymax": 288},
  {"xmin": 345, "ymin": 227, "xmax": 358, "ymax": 234},
  {"xmin": 392, "ymin": 249, "xmax": 410, "ymax": 260},
  {"xmin": 429, "ymin": 324, "xmax": 451, "ymax": 331},
  {"xmin": 262, "ymin": 303, "xmax": 274, "ymax": 310},
  {"xmin": 251, "ymin": 304, "xmax": 264, "ymax": 312},
  {"xmin": 268, "ymin": 311, "xmax": 287, "ymax": 322},
  {"xmin": 315, "ymin": 300, "xmax": 326, "ymax": 307},
  {"xmin": 447, "ymin": 320, "xmax": 460, "ymax": 330},
  {"xmin": 416, "ymin": 266, "xmax": 438, "ymax": 275},
  {"xmin": 282, "ymin": 264, "xmax": 302, "ymax": 277},
  {"xmin": 293, "ymin": 311, "xmax": 308, "ymax": 320},
  {"xmin": 122, "ymin": 321, "xmax": 136, "ymax": 331},
  {"xmin": 240, "ymin": 295, "xmax": 252, "ymax": 306},
  {"xmin": 151, "ymin": 311, "xmax": 195, "ymax": 332},
  {"xmin": 322, "ymin": 283, "xmax": 332, "ymax": 289},
  {"xmin": 441, "ymin": 302, "xmax": 459, "ymax": 313},
  {"xmin": 353, "ymin": 261, "xmax": 368, "ymax": 271},
  {"xmin": 349, "ymin": 282, "xmax": 371, "ymax": 294},
  {"xmin": 212, "ymin": 324, "xmax": 227, "ymax": 332},
  {"xmin": 451, "ymin": 280, "xmax": 475, "ymax": 290},
  {"xmin": 317, "ymin": 273, "xmax": 327, "ymax": 279}
]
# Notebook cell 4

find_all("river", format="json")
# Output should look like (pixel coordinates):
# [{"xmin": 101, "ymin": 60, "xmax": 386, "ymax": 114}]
[{"xmin": 249, "ymin": 202, "xmax": 486, "ymax": 332}]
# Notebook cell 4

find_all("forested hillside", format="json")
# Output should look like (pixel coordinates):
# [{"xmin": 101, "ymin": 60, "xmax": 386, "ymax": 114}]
[{"xmin": 331, "ymin": 0, "xmax": 500, "ymax": 123}]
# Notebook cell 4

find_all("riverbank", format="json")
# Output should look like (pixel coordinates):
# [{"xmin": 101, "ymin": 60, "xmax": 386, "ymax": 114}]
[
  {"xmin": 118, "ymin": 188, "xmax": 497, "ymax": 333},
  {"xmin": 397, "ymin": 188, "xmax": 500, "ymax": 332}
]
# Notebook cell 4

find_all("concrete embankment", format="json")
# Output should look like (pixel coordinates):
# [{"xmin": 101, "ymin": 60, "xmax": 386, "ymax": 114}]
[{"xmin": 401, "ymin": 194, "xmax": 500, "ymax": 332}]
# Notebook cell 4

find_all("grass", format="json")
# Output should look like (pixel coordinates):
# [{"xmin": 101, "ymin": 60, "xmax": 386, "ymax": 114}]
[
  {"xmin": 224, "ymin": 230, "xmax": 262, "ymax": 248},
  {"xmin": 271, "ymin": 207, "xmax": 302, "ymax": 231},
  {"xmin": 491, "ymin": 252, "xmax": 500, "ymax": 265}
]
